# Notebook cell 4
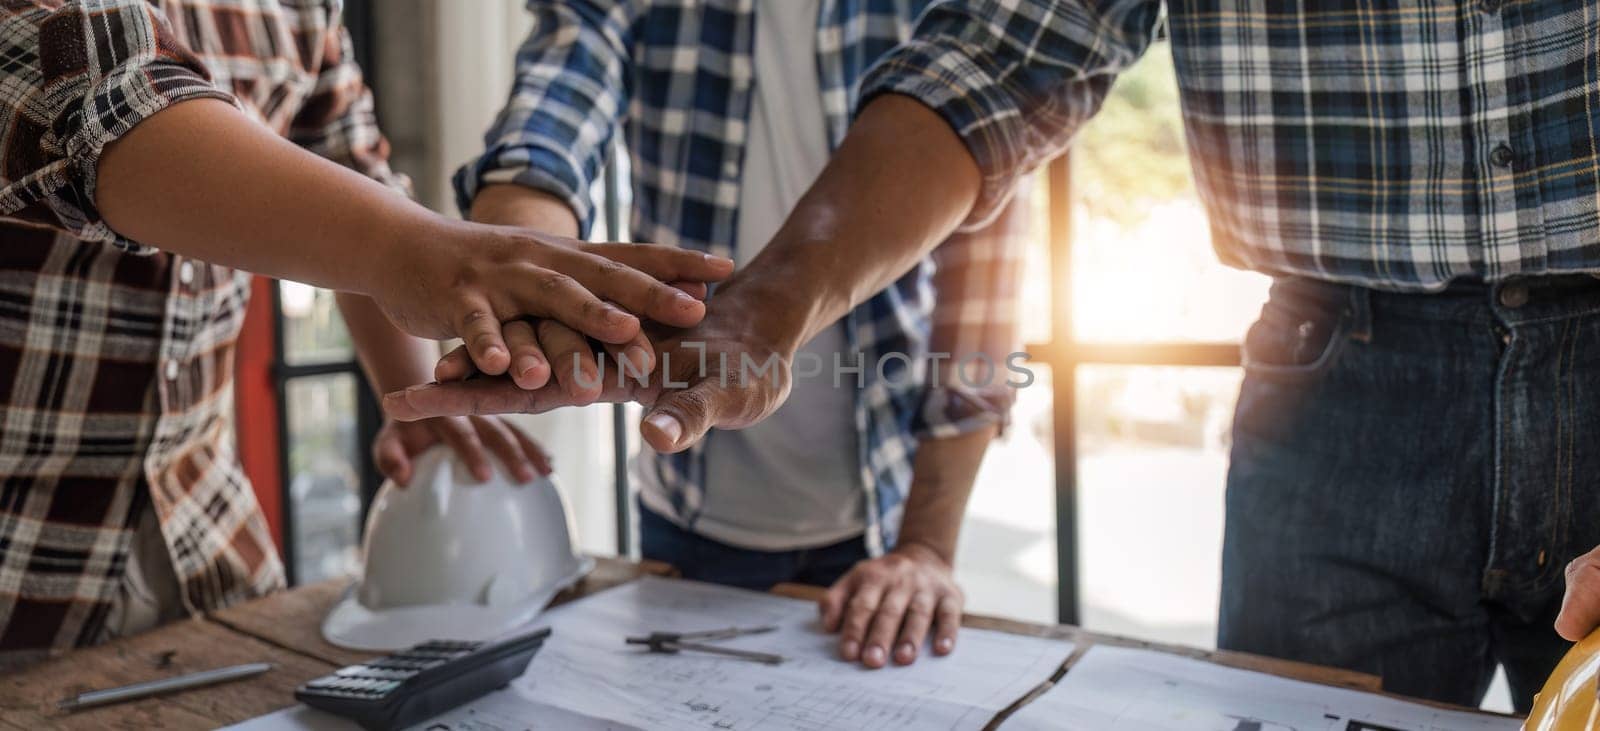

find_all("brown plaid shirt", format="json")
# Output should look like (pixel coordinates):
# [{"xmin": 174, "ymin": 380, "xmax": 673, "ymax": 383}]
[{"xmin": 0, "ymin": 0, "xmax": 404, "ymax": 664}]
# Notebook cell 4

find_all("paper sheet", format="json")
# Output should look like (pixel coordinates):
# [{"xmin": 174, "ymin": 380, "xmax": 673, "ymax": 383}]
[
  {"xmin": 1002, "ymin": 645, "xmax": 1522, "ymax": 731},
  {"xmin": 509, "ymin": 575, "xmax": 1076, "ymax": 730},
  {"xmin": 224, "ymin": 576, "xmax": 1074, "ymax": 730},
  {"xmin": 223, "ymin": 695, "xmax": 624, "ymax": 730}
]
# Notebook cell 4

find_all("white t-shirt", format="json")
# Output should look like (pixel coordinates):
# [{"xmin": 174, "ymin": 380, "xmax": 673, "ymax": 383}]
[{"xmin": 635, "ymin": 0, "xmax": 865, "ymax": 550}]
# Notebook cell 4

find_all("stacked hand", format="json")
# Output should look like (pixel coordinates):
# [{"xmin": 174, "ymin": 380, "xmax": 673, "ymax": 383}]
[
  {"xmin": 382, "ymin": 296, "xmax": 794, "ymax": 452},
  {"xmin": 376, "ymin": 186, "xmax": 966, "ymax": 669},
  {"xmin": 367, "ymin": 185, "xmax": 741, "ymax": 485},
  {"xmin": 378, "ymin": 221, "xmax": 732, "ymax": 379}
]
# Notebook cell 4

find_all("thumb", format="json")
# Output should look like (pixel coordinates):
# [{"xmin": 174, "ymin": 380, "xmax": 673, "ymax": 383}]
[
  {"xmin": 1557, "ymin": 554, "xmax": 1600, "ymax": 641},
  {"xmin": 641, "ymin": 380, "xmax": 725, "ymax": 453}
]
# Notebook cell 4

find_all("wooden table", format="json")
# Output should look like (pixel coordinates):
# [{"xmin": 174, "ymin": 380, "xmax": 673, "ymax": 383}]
[{"xmin": 0, "ymin": 557, "xmax": 1496, "ymax": 729}]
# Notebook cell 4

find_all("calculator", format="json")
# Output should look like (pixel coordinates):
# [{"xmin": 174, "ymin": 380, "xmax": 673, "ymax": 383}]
[{"xmin": 294, "ymin": 626, "xmax": 552, "ymax": 730}]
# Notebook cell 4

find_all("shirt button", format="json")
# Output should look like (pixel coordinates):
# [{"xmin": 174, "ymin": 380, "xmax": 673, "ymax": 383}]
[
  {"xmin": 1489, "ymin": 143, "xmax": 1515, "ymax": 169},
  {"xmin": 722, "ymin": 160, "xmax": 739, "ymax": 177},
  {"xmin": 164, "ymin": 359, "xmax": 180, "ymax": 381},
  {"xmin": 178, "ymin": 261, "xmax": 195, "ymax": 286},
  {"xmin": 1498, "ymin": 283, "xmax": 1529, "ymax": 308}
]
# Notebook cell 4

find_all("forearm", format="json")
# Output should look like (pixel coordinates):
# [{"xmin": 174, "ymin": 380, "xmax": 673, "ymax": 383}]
[
  {"xmin": 469, "ymin": 184, "xmax": 580, "ymax": 237},
  {"xmin": 715, "ymin": 94, "xmax": 980, "ymax": 355},
  {"xmin": 337, "ymin": 292, "xmax": 441, "ymax": 396},
  {"xmin": 895, "ymin": 425, "xmax": 997, "ymax": 564},
  {"xmin": 97, "ymin": 98, "xmax": 445, "ymax": 294}
]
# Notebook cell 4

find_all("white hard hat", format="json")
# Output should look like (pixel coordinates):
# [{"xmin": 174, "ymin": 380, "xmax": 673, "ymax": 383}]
[{"xmin": 321, "ymin": 445, "xmax": 593, "ymax": 650}]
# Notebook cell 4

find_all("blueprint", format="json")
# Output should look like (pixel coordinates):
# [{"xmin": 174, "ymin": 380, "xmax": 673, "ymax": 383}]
[
  {"xmin": 1002, "ymin": 645, "xmax": 1522, "ymax": 731},
  {"xmin": 227, "ymin": 578, "xmax": 1518, "ymax": 731},
  {"xmin": 509, "ymin": 576, "xmax": 1075, "ymax": 730}
]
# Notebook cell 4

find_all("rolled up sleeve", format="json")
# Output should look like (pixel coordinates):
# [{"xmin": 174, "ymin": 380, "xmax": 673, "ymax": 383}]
[
  {"xmin": 453, "ymin": 0, "xmax": 637, "ymax": 234},
  {"xmin": 0, "ymin": 1, "xmax": 234, "ymax": 250},
  {"xmin": 913, "ymin": 183, "xmax": 1031, "ymax": 439},
  {"xmin": 289, "ymin": 20, "xmax": 411, "ymax": 198},
  {"xmin": 857, "ymin": 0, "xmax": 1162, "ymax": 229}
]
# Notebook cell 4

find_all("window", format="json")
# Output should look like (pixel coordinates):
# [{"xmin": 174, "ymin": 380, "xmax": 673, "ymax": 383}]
[
  {"xmin": 952, "ymin": 44, "xmax": 1272, "ymax": 646},
  {"xmin": 272, "ymin": 281, "xmax": 381, "ymax": 585}
]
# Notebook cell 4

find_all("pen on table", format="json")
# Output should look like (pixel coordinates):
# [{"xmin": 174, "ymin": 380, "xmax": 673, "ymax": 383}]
[{"xmin": 57, "ymin": 662, "xmax": 274, "ymax": 712}]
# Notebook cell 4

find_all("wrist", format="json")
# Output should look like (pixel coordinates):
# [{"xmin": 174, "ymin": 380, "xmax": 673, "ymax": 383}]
[
  {"xmin": 702, "ymin": 281, "xmax": 807, "ymax": 360},
  {"xmin": 470, "ymin": 183, "xmax": 581, "ymax": 237},
  {"xmin": 359, "ymin": 204, "xmax": 466, "ymax": 297},
  {"xmin": 892, "ymin": 538, "xmax": 955, "ymax": 569}
]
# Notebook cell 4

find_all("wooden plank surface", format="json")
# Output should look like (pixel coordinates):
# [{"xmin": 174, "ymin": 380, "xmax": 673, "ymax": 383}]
[
  {"xmin": 208, "ymin": 555, "xmax": 674, "ymax": 669},
  {"xmin": 0, "ymin": 617, "xmax": 334, "ymax": 730},
  {"xmin": 6, "ymin": 557, "xmax": 1507, "ymax": 730}
]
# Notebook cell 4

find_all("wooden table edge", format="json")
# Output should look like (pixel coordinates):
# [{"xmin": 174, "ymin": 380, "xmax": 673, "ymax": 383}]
[
  {"xmin": 8, "ymin": 558, "xmax": 1519, "ymax": 729},
  {"xmin": 768, "ymin": 581, "xmax": 1522, "ymax": 723}
]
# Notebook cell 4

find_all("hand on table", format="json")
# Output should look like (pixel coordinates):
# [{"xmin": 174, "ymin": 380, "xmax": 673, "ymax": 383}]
[
  {"xmin": 372, "ymin": 416, "xmax": 551, "ymax": 487},
  {"xmin": 1556, "ymin": 544, "xmax": 1600, "ymax": 641},
  {"xmin": 820, "ymin": 543, "xmax": 963, "ymax": 669}
]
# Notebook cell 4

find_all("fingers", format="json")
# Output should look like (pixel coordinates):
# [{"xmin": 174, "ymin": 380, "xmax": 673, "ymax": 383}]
[
  {"xmin": 894, "ymin": 593, "xmax": 937, "ymax": 665},
  {"xmin": 456, "ymin": 299, "xmax": 511, "ymax": 376},
  {"xmin": 1558, "ymin": 547, "xmax": 1600, "ymax": 641},
  {"xmin": 602, "ymin": 330, "xmax": 655, "ymax": 384},
  {"xmin": 584, "ymin": 244, "xmax": 734, "ymax": 285},
  {"xmin": 505, "ymin": 418, "xmax": 553, "ymax": 476},
  {"xmin": 383, "ymin": 375, "xmax": 642, "ymax": 421},
  {"xmin": 503, "ymin": 319, "xmax": 550, "ymax": 390},
  {"xmin": 512, "ymin": 269, "xmax": 641, "ymax": 345},
  {"xmin": 820, "ymin": 573, "xmax": 860, "ymax": 634},
  {"xmin": 471, "ymin": 415, "xmax": 536, "ymax": 484},
  {"xmin": 557, "ymin": 252, "xmax": 708, "ymax": 330},
  {"xmin": 836, "ymin": 580, "xmax": 885, "ymax": 664},
  {"xmin": 372, "ymin": 426, "xmax": 415, "ymax": 486},
  {"xmin": 861, "ymin": 587, "xmax": 912, "ymax": 669},
  {"xmin": 538, "ymin": 320, "xmax": 604, "ymax": 405},
  {"xmin": 434, "ymin": 345, "xmax": 474, "ymax": 383},
  {"xmin": 932, "ymin": 594, "xmax": 961, "ymax": 656},
  {"xmin": 670, "ymin": 281, "xmax": 709, "ymax": 300},
  {"xmin": 432, "ymin": 416, "xmax": 491, "ymax": 483}
]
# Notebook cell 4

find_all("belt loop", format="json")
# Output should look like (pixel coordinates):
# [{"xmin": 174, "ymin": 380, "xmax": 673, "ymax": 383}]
[{"xmin": 1346, "ymin": 285, "xmax": 1373, "ymax": 343}]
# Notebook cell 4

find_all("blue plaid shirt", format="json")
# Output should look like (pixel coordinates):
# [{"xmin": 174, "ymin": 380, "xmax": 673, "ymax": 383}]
[
  {"xmin": 460, "ymin": 0, "xmax": 1600, "ymax": 548},
  {"xmin": 861, "ymin": 0, "xmax": 1600, "ymax": 290},
  {"xmin": 457, "ymin": 0, "xmax": 1028, "ymax": 554}
]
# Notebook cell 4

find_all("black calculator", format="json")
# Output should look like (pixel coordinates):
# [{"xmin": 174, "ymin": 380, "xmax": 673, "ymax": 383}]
[{"xmin": 294, "ymin": 626, "xmax": 552, "ymax": 730}]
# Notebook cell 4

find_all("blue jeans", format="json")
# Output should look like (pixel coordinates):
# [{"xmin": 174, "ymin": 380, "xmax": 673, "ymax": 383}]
[
  {"xmin": 638, "ymin": 502, "xmax": 870, "ymax": 590},
  {"xmin": 1221, "ymin": 275, "xmax": 1600, "ymax": 712}
]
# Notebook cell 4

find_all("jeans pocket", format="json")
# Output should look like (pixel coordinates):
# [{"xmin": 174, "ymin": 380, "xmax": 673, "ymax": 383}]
[{"xmin": 1242, "ymin": 280, "xmax": 1353, "ymax": 380}]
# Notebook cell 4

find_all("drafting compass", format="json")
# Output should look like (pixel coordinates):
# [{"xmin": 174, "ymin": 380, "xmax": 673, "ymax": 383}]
[{"xmin": 625, "ymin": 626, "xmax": 785, "ymax": 665}]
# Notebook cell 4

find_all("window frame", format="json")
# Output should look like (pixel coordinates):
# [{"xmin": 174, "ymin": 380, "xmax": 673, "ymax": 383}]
[
  {"xmin": 269, "ymin": 283, "xmax": 384, "ymax": 586},
  {"xmin": 1039, "ymin": 155, "xmax": 1243, "ymax": 624}
]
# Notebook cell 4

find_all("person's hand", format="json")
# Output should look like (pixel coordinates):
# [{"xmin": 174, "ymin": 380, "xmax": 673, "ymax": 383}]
[
  {"xmin": 380, "ymin": 290, "xmax": 796, "ymax": 441},
  {"xmin": 372, "ymin": 219, "xmax": 733, "ymax": 378},
  {"xmin": 1556, "ymin": 544, "xmax": 1600, "ymax": 641},
  {"xmin": 820, "ymin": 543, "xmax": 963, "ymax": 669},
  {"xmin": 635, "ymin": 308, "xmax": 793, "ymax": 452},
  {"xmin": 371, "ymin": 416, "xmax": 551, "ymax": 487}
]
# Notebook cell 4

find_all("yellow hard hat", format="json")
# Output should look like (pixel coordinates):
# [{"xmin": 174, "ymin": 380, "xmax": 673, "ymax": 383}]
[{"xmin": 1526, "ymin": 628, "xmax": 1600, "ymax": 730}]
